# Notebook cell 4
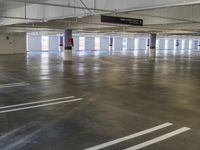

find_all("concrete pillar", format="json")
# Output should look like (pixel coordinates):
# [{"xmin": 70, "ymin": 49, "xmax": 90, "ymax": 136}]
[
  {"xmin": 109, "ymin": 36, "xmax": 113, "ymax": 51},
  {"xmin": 64, "ymin": 29, "xmax": 73, "ymax": 61},
  {"xmin": 176, "ymin": 39, "xmax": 179, "ymax": 50},
  {"xmin": 149, "ymin": 33, "xmax": 156, "ymax": 57},
  {"xmin": 147, "ymin": 39, "xmax": 150, "ymax": 47},
  {"xmin": 198, "ymin": 40, "xmax": 200, "ymax": 50},
  {"xmin": 59, "ymin": 36, "xmax": 64, "ymax": 52}
]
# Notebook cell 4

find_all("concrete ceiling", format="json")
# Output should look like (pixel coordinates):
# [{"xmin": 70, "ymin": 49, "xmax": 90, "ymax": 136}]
[{"xmin": 1, "ymin": 0, "xmax": 200, "ymax": 35}]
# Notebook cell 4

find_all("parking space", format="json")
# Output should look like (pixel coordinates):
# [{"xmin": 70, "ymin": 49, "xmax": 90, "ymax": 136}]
[{"xmin": 0, "ymin": 51, "xmax": 200, "ymax": 149}]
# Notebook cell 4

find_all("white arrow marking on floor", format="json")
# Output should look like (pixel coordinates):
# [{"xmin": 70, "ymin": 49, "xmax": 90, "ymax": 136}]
[
  {"xmin": 0, "ymin": 96, "xmax": 75, "ymax": 109},
  {"xmin": 124, "ymin": 127, "xmax": 190, "ymax": 150},
  {"xmin": 85, "ymin": 122, "xmax": 173, "ymax": 150}
]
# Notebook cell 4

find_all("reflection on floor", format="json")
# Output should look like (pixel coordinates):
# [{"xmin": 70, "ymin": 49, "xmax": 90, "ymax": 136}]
[{"xmin": 0, "ymin": 49, "xmax": 200, "ymax": 150}]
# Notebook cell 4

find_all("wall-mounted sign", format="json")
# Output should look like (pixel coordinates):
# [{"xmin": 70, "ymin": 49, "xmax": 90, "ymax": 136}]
[{"xmin": 101, "ymin": 15, "xmax": 143, "ymax": 26}]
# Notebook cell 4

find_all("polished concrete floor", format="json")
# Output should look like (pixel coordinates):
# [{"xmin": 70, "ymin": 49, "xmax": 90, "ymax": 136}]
[{"xmin": 0, "ymin": 50, "xmax": 200, "ymax": 150}]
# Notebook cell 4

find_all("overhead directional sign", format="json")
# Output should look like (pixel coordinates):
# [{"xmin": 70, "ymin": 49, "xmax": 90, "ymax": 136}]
[{"xmin": 101, "ymin": 15, "xmax": 143, "ymax": 26}]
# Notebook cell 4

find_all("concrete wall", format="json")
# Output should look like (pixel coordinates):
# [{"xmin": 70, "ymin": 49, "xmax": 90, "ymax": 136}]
[
  {"xmin": 28, "ymin": 35, "xmax": 42, "ymax": 51},
  {"xmin": 158, "ymin": 39, "xmax": 165, "ymax": 50},
  {"xmin": 100, "ymin": 37, "xmax": 109, "ymax": 50},
  {"xmin": 73, "ymin": 36, "xmax": 79, "ymax": 51},
  {"xmin": 138, "ymin": 38, "xmax": 147, "ymax": 50},
  {"xmin": 193, "ymin": 40, "xmax": 198, "ymax": 50},
  {"xmin": 49, "ymin": 36, "xmax": 59, "ymax": 51},
  {"xmin": 0, "ymin": 33, "xmax": 26, "ymax": 54},
  {"xmin": 185, "ymin": 40, "xmax": 189, "ymax": 50},
  {"xmin": 65, "ymin": 36, "xmax": 200, "ymax": 51},
  {"xmin": 168, "ymin": 39, "xmax": 174, "ymax": 50},
  {"xmin": 180, "ymin": 40, "xmax": 183, "ymax": 49},
  {"xmin": 114, "ymin": 37, "xmax": 123, "ymax": 51},
  {"xmin": 127, "ymin": 38, "xmax": 135, "ymax": 50},
  {"xmin": 85, "ymin": 37, "xmax": 95, "ymax": 50}
]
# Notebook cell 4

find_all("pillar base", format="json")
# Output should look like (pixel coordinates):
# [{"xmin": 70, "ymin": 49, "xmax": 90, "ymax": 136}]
[
  {"xmin": 149, "ymin": 48, "xmax": 156, "ymax": 57},
  {"xmin": 63, "ymin": 50, "xmax": 72, "ymax": 61}
]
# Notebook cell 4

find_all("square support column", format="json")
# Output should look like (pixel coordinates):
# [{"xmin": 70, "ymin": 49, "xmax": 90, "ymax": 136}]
[
  {"xmin": 63, "ymin": 29, "xmax": 73, "ymax": 61},
  {"xmin": 59, "ymin": 36, "xmax": 64, "ymax": 52},
  {"xmin": 149, "ymin": 33, "xmax": 157, "ymax": 58}
]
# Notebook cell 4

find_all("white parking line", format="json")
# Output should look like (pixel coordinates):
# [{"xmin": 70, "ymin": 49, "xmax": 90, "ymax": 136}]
[
  {"xmin": 85, "ymin": 122, "xmax": 173, "ymax": 150},
  {"xmin": 0, "ymin": 96, "xmax": 75, "ymax": 109},
  {"xmin": 124, "ymin": 127, "xmax": 190, "ymax": 150},
  {"xmin": 0, "ymin": 82, "xmax": 30, "ymax": 89},
  {"xmin": 0, "ymin": 98, "xmax": 83, "ymax": 114}
]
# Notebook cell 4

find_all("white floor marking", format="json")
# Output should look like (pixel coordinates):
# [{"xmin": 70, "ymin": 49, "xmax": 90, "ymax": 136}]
[
  {"xmin": 124, "ymin": 127, "xmax": 191, "ymax": 150},
  {"xmin": 0, "ymin": 98, "xmax": 83, "ymax": 114},
  {"xmin": 85, "ymin": 122, "xmax": 173, "ymax": 150},
  {"xmin": 0, "ymin": 82, "xmax": 30, "ymax": 89},
  {"xmin": 0, "ymin": 96, "xmax": 75, "ymax": 110}
]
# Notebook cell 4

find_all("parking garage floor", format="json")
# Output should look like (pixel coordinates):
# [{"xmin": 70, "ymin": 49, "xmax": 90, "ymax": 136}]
[{"xmin": 0, "ymin": 50, "xmax": 200, "ymax": 150}]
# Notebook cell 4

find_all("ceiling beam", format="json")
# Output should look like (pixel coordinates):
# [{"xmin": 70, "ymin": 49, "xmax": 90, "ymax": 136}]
[
  {"xmin": 6, "ymin": 0, "xmax": 114, "ymax": 13},
  {"xmin": 118, "ymin": 1, "xmax": 200, "ymax": 13},
  {"xmin": 0, "ymin": 16, "xmax": 43, "ymax": 21},
  {"xmin": 79, "ymin": 0, "xmax": 93, "ymax": 13},
  {"xmin": 125, "ymin": 12, "xmax": 200, "ymax": 23}
]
